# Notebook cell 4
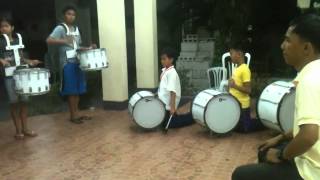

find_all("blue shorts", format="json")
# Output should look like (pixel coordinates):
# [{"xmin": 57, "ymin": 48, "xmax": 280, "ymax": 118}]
[{"xmin": 61, "ymin": 62, "xmax": 86, "ymax": 96}]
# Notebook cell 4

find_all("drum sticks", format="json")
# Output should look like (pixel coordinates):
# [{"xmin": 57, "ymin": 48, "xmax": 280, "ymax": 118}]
[{"xmin": 164, "ymin": 115, "xmax": 174, "ymax": 132}]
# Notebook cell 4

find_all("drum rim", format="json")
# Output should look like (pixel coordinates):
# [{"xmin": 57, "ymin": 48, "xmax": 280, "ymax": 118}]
[
  {"xmin": 257, "ymin": 81, "xmax": 295, "ymax": 132},
  {"xmin": 130, "ymin": 93, "xmax": 166, "ymax": 130},
  {"xmin": 15, "ymin": 89, "xmax": 50, "ymax": 96},
  {"xmin": 14, "ymin": 68, "xmax": 50, "ymax": 73},
  {"xmin": 80, "ymin": 65, "xmax": 108, "ymax": 71},
  {"xmin": 77, "ymin": 48, "xmax": 106, "ymax": 54},
  {"xmin": 191, "ymin": 89, "xmax": 241, "ymax": 134}
]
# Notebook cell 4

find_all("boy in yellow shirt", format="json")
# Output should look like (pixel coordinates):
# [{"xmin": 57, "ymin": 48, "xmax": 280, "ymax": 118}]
[{"xmin": 228, "ymin": 41, "xmax": 262, "ymax": 133}]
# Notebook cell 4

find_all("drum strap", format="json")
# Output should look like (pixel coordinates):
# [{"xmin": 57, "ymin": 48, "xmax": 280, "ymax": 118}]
[
  {"xmin": 3, "ymin": 33, "xmax": 24, "ymax": 67},
  {"xmin": 60, "ymin": 23, "xmax": 80, "ymax": 50}
]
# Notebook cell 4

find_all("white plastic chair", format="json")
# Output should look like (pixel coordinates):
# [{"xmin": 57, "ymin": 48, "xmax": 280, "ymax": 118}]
[
  {"xmin": 222, "ymin": 52, "xmax": 251, "ymax": 79},
  {"xmin": 207, "ymin": 67, "xmax": 227, "ymax": 90}
]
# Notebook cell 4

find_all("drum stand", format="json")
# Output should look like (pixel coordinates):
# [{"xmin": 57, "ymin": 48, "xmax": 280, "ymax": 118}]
[{"xmin": 163, "ymin": 115, "xmax": 173, "ymax": 133}]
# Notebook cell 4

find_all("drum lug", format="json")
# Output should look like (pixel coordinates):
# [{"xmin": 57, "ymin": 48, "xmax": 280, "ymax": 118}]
[
  {"xmin": 29, "ymin": 87, "xmax": 32, "ymax": 93},
  {"xmin": 95, "ymin": 63, "xmax": 98, "ymax": 68},
  {"xmin": 88, "ymin": 64, "xmax": 91, "ymax": 69},
  {"xmin": 45, "ymin": 86, "xmax": 49, "ymax": 91},
  {"xmin": 38, "ymin": 87, "xmax": 41, "ymax": 92}
]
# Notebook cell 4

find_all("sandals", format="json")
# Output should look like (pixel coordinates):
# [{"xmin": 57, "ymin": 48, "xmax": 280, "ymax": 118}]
[
  {"xmin": 14, "ymin": 133, "xmax": 24, "ymax": 140},
  {"xmin": 23, "ymin": 130, "xmax": 38, "ymax": 137},
  {"xmin": 70, "ymin": 117, "xmax": 84, "ymax": 124},
  {"xmin": 80, "ymin": 115, "xmax": 92, "ymax": 121}
]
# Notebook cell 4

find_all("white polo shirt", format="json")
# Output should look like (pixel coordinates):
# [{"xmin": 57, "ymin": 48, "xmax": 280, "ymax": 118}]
[{"xmin": 158, "ymin": 66, "xmax": 181, "ymax": 110}]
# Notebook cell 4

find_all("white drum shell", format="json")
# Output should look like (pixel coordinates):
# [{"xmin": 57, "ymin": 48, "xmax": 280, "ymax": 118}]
[
  {"xmin": 13, "ymin": 68, "xmax": 50, "ymax": 96},
  {"xmin": 192, "ymin": 89, "xmax": 241, "ymax": 134},
  {"xmin": 257, "ymin": 81, "xmax": 295, "ymax": 132},
  {"xmin": 78, "ymin": 48, "xmax": 109, "ymax": 71},
  {"xmin": 128, "ymin": 91, "xmax": 166, "ymax": 129}
]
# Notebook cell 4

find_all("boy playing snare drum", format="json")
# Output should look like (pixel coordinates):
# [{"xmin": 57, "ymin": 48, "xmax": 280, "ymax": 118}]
[
  {"xmin": 46, "ymin": 5, "xmax": 96, "ymax": 124},
  {"xmin": 0, "ymin": 15, "xmax": 41, "ymax": 140}
]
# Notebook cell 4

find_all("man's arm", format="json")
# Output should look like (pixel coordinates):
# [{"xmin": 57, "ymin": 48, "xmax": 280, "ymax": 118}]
[
  {"xmin": 259, "ymin": 129, "xmax": 293, "ymax": 151},
  {"xmin": 283, "ymin": 124, "xmax": 319, "ymax": 160}
]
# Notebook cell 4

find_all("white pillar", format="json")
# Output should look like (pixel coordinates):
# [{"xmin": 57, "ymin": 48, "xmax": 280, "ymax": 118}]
[
  {"xmin": 97, "ymin": 0, "xmax": 129, "ymax": 102},
  {"xmin": 298, "ymin": 0, "xmax": 311, "ymax": 8},
  {"xmin": 134, "ymin": 0, "xmax": 159, "ymax": 89}
]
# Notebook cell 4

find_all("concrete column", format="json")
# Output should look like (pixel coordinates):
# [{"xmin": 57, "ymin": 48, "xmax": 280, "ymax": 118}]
[
  {"xmin": 298, "ymin": 0, "xmax": 311, "ymax": 8},
  {"xmin": 134, "ymin": 0, "xmax": 159, "ymax": 89},
  {"xmin": 97, "ymin": 0, "xmax": 129, "ymax": 102}
]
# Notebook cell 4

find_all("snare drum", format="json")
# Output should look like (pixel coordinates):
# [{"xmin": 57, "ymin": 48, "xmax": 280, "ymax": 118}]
[
  {"xmin": 128, "ymin": 91, "xmax": 166, "ymax": 129},
  {"xmin": 257, "ymin": 81, "xmax": 295, "ymax": 132},
  {"xmin": 192, "ymin": 89, "xmax": 241, "ymax": 134},
  {"xmin": 13, "ymin": 68, "xmax": 50, "ymax": 96},
  {"xmin": 78, "ymin": 48, "xmax": 108, "ymax": 71}
]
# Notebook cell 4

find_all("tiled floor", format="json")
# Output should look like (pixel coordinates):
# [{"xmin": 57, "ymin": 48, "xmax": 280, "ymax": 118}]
[{"xmin": 0, "ymin": 108, "xmax": 271, "ymax": 180}]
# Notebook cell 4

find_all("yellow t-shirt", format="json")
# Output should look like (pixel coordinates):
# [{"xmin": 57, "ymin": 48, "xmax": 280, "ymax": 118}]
[
  {"xmin": 229, "ymin": 64, "xmax": 251, "ymax": 108},
  {"xmin": 294, "ymin": 60, "xmax": 320, "ymax": 180}
]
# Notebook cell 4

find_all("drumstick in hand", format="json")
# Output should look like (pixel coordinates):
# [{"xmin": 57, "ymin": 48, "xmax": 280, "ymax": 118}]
[{"xmin": 164, "ymin": 115, "xmax": 173, "ymax": 133}]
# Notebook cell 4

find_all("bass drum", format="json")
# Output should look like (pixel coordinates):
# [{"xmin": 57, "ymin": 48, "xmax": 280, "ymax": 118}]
[
  {"xmin": 192, "ymin": 89, "xmax": 241, "ymax": 134},
  {"xmin": 128, "ymin": 91, "xmax": 166, "ymax": 129},
  {"xmin": 257, "ymin": 81, "xmax": 295, "ymax": 132}
]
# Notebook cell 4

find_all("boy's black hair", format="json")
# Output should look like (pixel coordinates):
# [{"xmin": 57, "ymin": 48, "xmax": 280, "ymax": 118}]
[
  {"xmin": 229, "ymin": 40, "xmax": 248, "ymax": 53},
  {"xmin": 62, "ymin": 5, "xmax": 77, "ymax": 15},
  {"xmin": 161, "ymin": 47, "xmax": 177, "ymax": 62},
  {"xmin": 290, "ymin": 14, "xmax": 320, "ymax": 52},
  {"xmin": 0, "ymin": 15, "xmax": 14, "ymax": 26}
]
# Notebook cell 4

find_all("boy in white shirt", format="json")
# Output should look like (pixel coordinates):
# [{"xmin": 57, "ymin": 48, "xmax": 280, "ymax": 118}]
[{"xmin": 158, "ymin": 48, "xmax": 194, "ymax": 129}]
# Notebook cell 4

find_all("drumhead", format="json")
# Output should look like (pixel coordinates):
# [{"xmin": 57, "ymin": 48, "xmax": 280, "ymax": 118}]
[
  {"xmin": 191, "ymin": 89, "xmax": 221, "ymax": 126},
  {"xmin": 257, "ymin": 81, "xmax": 295, "ymax": 132},
  {"xmin": 132, "ymin": 96, "xmax": 165, "ymax": 129},
  {"xmin": 204, "ymin": 93, "xmax": 241, "ymax": 134},
  {"xmin": 278, "ymin": 90, "xmax": 295, "ymax": 132}
]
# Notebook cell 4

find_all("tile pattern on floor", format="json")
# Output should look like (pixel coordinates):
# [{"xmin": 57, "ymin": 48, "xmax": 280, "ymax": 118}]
[{"xmin": 0, "ymin": 109, "xmax": 271, "ymax": 180}]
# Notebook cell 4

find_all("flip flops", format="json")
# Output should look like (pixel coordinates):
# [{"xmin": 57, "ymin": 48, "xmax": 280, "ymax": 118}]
[
  {"xmin": 70, "ymin": 117, "xmax": 84, "ymax": 124},
  {"xmin": 23, "ymin": 130, "xmax": 38, "ymax": 137},
  {"xmin": 80, "ymin": 116, "xmax": 92, "ymax": 121}
]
